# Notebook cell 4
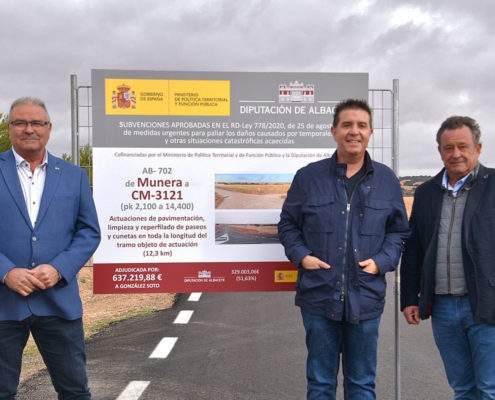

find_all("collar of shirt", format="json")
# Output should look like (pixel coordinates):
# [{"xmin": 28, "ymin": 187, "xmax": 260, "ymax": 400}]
[
  {"xmin": 12, "ymin": 148, "xmax": 49, "ymax": 171},
  {"xmin": 442, "ymin": 170, "xmax": 473, "ymax": 196}
]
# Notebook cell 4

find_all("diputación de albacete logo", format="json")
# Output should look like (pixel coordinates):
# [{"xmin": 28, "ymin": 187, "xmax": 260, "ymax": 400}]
[{"xmin": 278, "ymin": 81, "xmax": 314, "ymax": 103}]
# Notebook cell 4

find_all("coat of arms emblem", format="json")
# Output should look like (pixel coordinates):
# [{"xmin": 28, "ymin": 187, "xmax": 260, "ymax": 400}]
[{"xmin": 112, "ymin": 84, "xmax": 136, "ymax": 109}]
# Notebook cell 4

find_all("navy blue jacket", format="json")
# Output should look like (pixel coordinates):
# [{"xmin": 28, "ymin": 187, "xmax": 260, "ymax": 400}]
[
  {"xmin": 278, "ymin": 152, "xmax": 410, "ymax": 323},
  {"xmin": 401, "ymin": 164, "xmax": 495, "ymax": 325}
]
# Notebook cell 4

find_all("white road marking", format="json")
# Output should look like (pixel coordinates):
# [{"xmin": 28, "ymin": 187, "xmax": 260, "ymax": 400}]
[
  {"xmin": 149, "ymin": 337, "xmax": 178, "ymax": 358},
  {"xmin": 215, "ymin": 233, "xmax": 229, "ymax": 244},
  {"xmin": 121, "ymin": 294, "xmax": 200, "ymax": 392},
  {"xmin": 188, "ymin": 292, "xmax": 202, "ymax": 301},
  {"xmin": 174, "ymin": 310, "xmax": 194, "ymax": 324},
  {"xmin": 116, "ymin": 381, "xmax": 150, "ymax": 400}
]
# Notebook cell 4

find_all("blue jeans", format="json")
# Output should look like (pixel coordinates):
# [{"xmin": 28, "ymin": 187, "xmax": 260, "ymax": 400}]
[
  {"xmin": 431, "ymin": 295, "xmax": 495, "ymax": 400},
  {"xmin": 301, "ymin": 309, "xmax": 381, "ymax": 400},
  {"xmin": 0, "ymin": 316, "xmax": 90, "ymax": 400}
]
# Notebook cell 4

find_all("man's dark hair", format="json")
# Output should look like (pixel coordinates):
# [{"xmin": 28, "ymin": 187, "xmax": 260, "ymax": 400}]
[
  {"xmin": 332, "ymin": 99, "xmax": 372, "ymax": 129},
  {"xmin": 436, "ymin": 116, "xmax": 481, "ymax": 146}
]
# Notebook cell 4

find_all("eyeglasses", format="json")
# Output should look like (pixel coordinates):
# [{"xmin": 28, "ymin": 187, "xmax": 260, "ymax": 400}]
[{"xmin": 9, "ymin": 120, "xmax": 50, "ymax": 129}]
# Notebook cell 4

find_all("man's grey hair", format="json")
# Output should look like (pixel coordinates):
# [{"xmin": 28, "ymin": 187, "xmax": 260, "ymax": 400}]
[
  {"xmin": 9, "ymin": 97, "xmax": 51, "ymax": 122},
  {"xmin": 436, "ymin": 116, "xmax": 481, "ymax": 146}
]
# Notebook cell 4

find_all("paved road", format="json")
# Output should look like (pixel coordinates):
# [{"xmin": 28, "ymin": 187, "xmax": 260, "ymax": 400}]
[
  {"xmin": 215, "ymin": 188, "xmax": 284, "ymax": 209},
  {"xmin": 17, "ymin": 275, "xmax": 452, "ymax": 399},
  {"xmin": 215, "ymin": 226, "xmax": 279, "ymax": 244}
]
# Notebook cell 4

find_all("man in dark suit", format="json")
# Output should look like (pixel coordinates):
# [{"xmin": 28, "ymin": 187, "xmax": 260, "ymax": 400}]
[
  {"xmin": 0, "ymin": 97, "xmax": 101, "ymax": 399},
  {"xmin": 401, "ymin": 116, "xmax": 495, "ymax": 399}
]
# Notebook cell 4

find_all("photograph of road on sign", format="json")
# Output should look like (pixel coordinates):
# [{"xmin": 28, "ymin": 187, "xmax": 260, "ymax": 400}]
[
  {"xmin": 215, "ymin": 173, "xmax": 293, "ymax": 209},
  {"xmin": 215, "ymin": 223, "xmax": 279, "ymax": 245},
  {"xmin": 214, "ymin": 174, "xmax": 292, "ymax": 245}
]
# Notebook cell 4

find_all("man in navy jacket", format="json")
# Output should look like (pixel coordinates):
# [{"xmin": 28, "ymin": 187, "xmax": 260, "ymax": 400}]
[
  {"xmin": 279, "ymin": 99, "xmax": 409, "ymax": 399},
  {"xmin": 0, "ymin": 97, "xmax": 101, "ymax": 399},
  {"xmin": 401, "ymin": 116, "xmax": 495, "ymax": 399}
]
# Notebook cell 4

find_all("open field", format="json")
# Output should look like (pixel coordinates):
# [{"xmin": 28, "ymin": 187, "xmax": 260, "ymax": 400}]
[
  {"xmin": 226, "ymin": 224, "xmax": 278, "ymax": 235},
  {"xmin": 404, "ymin": 196, "xmax": 413, "ymax": 217},
  {"xmin": 215, "ymin": 186, "xmax": 287, "ymax": 209},
  {"xmin": 400, "ymin": 179, "xmax": 427, "ymax": 191},
  {"xmin": 215, "ymin": 183, "xmax": 291, "ymax": 196}
]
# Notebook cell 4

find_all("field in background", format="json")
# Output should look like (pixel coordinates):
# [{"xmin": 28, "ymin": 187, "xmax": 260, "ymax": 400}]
[{"xmin": 215, "ymin": 183, "xmax": 291, "ymax": 196}]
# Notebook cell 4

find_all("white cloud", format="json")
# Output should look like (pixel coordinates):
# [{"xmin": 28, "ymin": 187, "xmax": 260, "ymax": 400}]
[{"xmin": 390, "ymin": 7, "xmax": 434, "ymax": 28}]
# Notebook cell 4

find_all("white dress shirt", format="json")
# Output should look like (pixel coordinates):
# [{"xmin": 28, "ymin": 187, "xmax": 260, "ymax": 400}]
[{"xmin": 12, "ymin": 148, "xmax": 48, "ymax": 227}]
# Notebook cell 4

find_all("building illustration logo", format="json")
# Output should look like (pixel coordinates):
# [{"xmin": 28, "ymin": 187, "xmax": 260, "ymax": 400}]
[
  {"xmin": 184, "ymin": 270, "xmax": 225, "ymax": 283},
  {"xmin": 198, "ymin": 270, "xmax": 211, "ymax": 278},
  {"xmin": 112, "ymin": 83, "xmax": 137, "ymax": 109},
  {"xmin": 279, "ymin": 81, "xmax": 314, "ymax": 103}
]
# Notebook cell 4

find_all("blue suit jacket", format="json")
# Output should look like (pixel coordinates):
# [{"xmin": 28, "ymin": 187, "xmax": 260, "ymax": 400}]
[{"xmin": 0, "ymin": 149, "xmax": 101, "ymax": 321}]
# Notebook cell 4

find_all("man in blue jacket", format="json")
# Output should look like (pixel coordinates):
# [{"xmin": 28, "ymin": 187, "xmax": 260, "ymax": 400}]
[
  {"xmin": 278, "ymin": 99, "xmax": 409, "ymax": 399},
  {"xmin": 401, "ymin": 116, "xmax": 495, "ymax": 399},
  {"xmin": 0, "ymin": 97, "xmax": 101, "ymax": 399}
]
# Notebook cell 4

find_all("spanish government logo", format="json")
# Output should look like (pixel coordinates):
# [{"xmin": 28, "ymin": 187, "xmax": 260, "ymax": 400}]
[
  {"xmin": 111, "ymin": 83, "xmax": 137, "ymax": 109},
  {"xmin": 274, "ymin": 270, "xmax": 298, "ymax": 283},
  {"xmin": 279, "ymin": 81, "xmax": 314, "ymax": 103}
]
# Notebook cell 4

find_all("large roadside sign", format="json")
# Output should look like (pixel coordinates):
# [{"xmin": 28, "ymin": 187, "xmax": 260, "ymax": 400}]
[{"xmin": 91, "ymin": 69, "xmax": 368, "ymax": 293}]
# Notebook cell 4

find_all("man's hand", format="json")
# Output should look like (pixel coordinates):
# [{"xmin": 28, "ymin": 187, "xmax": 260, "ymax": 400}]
[
  {"xmin": 403, "ymin": 306, "xmax": 421, "ymax": 325},
  {"xmin": 4, "ymin": 267, "xmax": 46, "ymax": 296},
  {"xmin": 359, "ymin": 258, "xmax": 380, "ymax": 274},
  {"xmin": 31, "ymin": 264, "xmax": 61, "ymax": 289},
  {"xmin": 301, "ymin": 255, "xmax": 330, "ymax": 270}
]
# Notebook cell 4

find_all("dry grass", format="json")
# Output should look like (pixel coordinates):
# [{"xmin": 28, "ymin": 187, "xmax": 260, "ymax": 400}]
[
  {"xmin": 404, "ymin": 196, "xmax": 413, "ymax": 218},
  {"xmin": 20, "ymin": 267, "xmax": 175, "ymax": 382}
]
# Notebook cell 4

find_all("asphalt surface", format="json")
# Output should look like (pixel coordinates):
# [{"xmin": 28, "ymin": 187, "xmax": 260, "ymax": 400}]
[
  {"xmin": 17, "ymin": 274, "xmax": 453, "ymax": 399},
  {"xmin": 215, "ymin": 226, "xmax": 279, "ymax": 244}
]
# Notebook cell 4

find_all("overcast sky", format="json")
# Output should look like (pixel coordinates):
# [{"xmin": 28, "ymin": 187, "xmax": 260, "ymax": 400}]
[{"xmin": 1, "ymin": 0, "xmax": 493, "ymax": 176}]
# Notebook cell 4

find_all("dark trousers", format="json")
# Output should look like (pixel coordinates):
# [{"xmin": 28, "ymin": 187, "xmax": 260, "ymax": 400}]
[{"xmin": 0, "ymin": 316, "xmax": 90, "ymax": 400}]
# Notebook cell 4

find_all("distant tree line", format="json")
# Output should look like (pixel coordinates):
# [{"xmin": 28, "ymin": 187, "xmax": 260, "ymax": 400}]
[
  {"xmin": 61, "ymin": 144, "xmax": 93, "ymax": 186},
  {"xmin": 399, "ymin": 175, "xmax": 433, "ymax": 196},
  {"xmin": 0, "ymin": 113, "xmax": 10, "ymax": 152}
]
